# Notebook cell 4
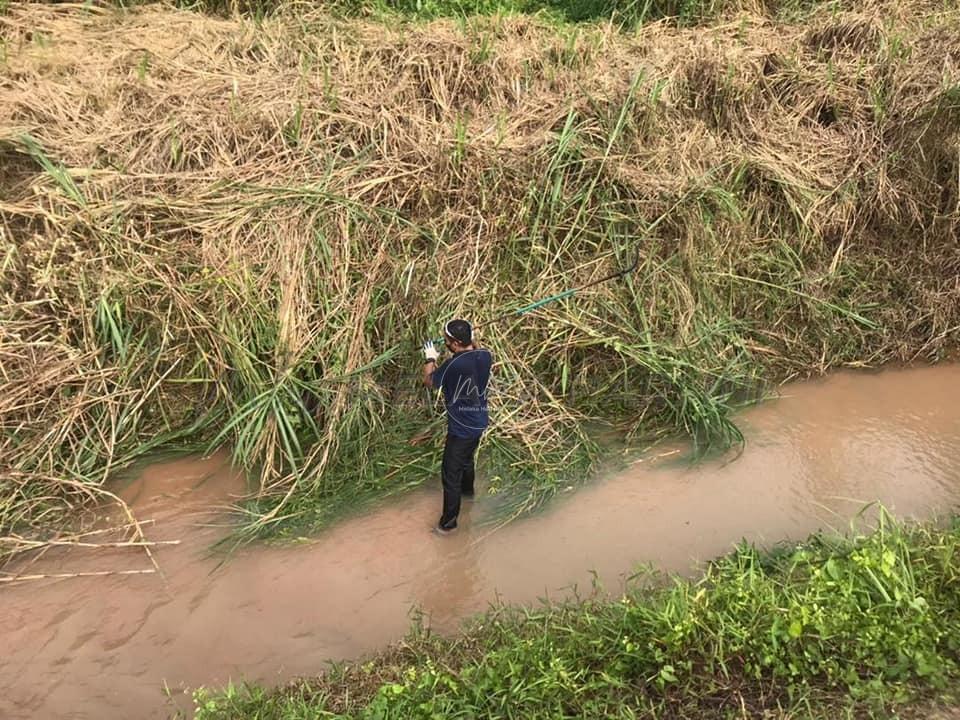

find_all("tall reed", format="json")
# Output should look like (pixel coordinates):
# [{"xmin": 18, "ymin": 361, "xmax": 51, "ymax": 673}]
[{"xmin": 1, "ymin": 0, "xmax": 957, "ymax": 558}]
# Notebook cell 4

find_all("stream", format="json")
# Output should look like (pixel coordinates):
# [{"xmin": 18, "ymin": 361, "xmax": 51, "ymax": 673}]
[{"xmin": 3, "ymin": 365, "xmax": 960, "ymax": 719}]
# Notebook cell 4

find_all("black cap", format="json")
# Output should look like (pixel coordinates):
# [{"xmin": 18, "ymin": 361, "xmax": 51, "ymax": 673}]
[{"xmin": 444, "ymin": 319, "xmax": 473, "ymax": 345}]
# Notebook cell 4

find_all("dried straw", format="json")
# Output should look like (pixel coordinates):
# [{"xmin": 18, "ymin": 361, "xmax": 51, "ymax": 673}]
[{"xmin": 1, "ymin": 1, "xmax": 957, "ymax": 559}]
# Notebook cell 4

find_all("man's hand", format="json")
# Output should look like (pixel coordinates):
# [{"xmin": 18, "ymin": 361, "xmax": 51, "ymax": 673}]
[{"xmin": 422, "ymin": 340, "xmax": 439, "ymax": 363}]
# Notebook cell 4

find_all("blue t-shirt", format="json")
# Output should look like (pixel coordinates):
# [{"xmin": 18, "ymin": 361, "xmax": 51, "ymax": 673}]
[{"xmin": 431, "ymin": 348, "xmax": 492, "ymax": 439}]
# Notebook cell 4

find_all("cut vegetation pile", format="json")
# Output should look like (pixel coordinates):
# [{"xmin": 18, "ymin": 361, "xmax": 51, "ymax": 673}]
[{"xmin": 1, "ymin": 0, "xmax": 959, "ymax": 562}]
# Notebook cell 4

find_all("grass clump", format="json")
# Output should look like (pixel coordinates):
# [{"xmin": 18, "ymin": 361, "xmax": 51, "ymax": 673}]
[
  {"xmin": 141, "ymin": 0, "xmax": 868, "ymax": 29},
  {"xmin": 1, "ymin": 1, "xmax": 959, "ymax": 560},
  {"xmin": 190, "ymin": 513, "xmax": 960, "ymax": 718}
]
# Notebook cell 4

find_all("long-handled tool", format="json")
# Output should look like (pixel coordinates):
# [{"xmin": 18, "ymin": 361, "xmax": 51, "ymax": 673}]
[
  {"xmin": 414, "ymin": 245, "xmax": 639, "ymax": 439},
  {"xmin": 420, "ymin": 162, "xmax": 730, "ymax": 348},
  {"xmin": 424, "ymin": 245, "xmax": 640, "ymax": 346}
]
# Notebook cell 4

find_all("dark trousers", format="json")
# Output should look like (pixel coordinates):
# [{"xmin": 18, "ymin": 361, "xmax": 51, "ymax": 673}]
[{"xmin": 439, "ymin": 434, "xmax": 481, "ymax": 530}]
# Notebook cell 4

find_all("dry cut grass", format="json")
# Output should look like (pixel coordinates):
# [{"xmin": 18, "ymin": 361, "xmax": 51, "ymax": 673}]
[{"xmin": 1, "ymin": 0, "xmax": 958, "ymax": 565}]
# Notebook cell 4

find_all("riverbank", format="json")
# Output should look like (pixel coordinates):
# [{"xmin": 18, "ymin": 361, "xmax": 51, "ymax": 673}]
[
  {"xmin": 2, "ymin": 0, "xmax": 959, "ymax": 561},
  {"xmin": 186, "ymin": 366, "xmax": 960, "ymax": 720},
  {"xmin": 3, "ymin": 365, "xmax": 960, "ymax": 719},
  {"xmin": 192, "ymin": 512, "xmax": 960, "ymax": 719}
]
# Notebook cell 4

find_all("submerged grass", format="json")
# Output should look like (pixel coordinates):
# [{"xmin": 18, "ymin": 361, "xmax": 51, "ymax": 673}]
[
  {"xmin": 1, "ymin": 0, "xmax": 959, "ymax": 561},
  {"xmin": 190, "ymin": 513, "xmax": 960, "ymax": 718}
]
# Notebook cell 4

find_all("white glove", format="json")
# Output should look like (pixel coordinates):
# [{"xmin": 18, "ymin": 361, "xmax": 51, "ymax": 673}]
[{"xmin": 422, "ymin": 340, "xmax": 439, "ymax": 362}]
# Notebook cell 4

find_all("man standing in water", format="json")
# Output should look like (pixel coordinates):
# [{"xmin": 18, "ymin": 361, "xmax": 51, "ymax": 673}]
[{"xmin": 421, "ymin": 319, "xmax": 492, "ymax": 535}]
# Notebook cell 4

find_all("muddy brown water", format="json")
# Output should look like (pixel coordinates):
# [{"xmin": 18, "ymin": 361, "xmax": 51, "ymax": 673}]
[{"xmin": 3, "ymin": 365, "xmax": 960, "ymax": 720}]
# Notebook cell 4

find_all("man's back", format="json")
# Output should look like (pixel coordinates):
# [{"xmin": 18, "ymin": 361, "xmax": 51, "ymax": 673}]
[{"xmin": 432, "ymin": 348, "xmax": 492, "ymax": 439}]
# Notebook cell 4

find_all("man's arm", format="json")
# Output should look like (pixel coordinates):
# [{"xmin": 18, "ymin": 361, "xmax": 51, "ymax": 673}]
[
  {"xmin": 421, "ymin": 340, "xmax": 440, "ymax": 388},
  {"xmin": 422, "ymin": 359, "xmax": 437, "ymax": 388}
]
